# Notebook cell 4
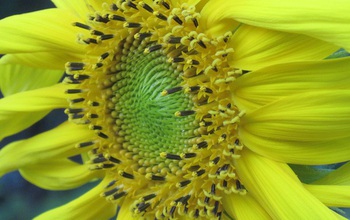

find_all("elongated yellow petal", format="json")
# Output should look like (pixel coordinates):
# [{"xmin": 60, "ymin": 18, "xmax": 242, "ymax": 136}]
[
  {"xmin": 51, "ymin": 0, "xmax": 91, "ymax": 19},
  {"xmin": 117, "ymin": 198, "xmax": 136, "ymax": 220},
  {"xmin": 233, "ymin": 57, "xmax": 350, "ymax": 112},
  {"xmin": 0, "ymin": 122, "xmax": 94, "ymax": 176},
  {"xmin": 0, "ymin": 64, "xmax": 63, "ymax": 96},
  {"xmin": 0, "ymin": 84, "xmax": 68, "ymax": 140},
  {"xmin": 228, "ymin": 25, "xmax": 338, "ymax": 70},
  {"xmin": 34, "ymin": 178, "xmax": 117, "ymax": 220},
  {"xmin": 305, "ymin": 184, "xmax": 350, "ymax": 207},
  {"xmin": 201, "ymin": 0, "xmax": 350, "ymax": 50},
  {"xmin": 19, "ymin": 158, "xmax": 103, "ymax": 190},
  {"xmin": 236, "ymin": 149, "xmax": 345, "ymax": 220},
  {"xmin": 223, "ymin": 193, "xmax": 271, "ymax": 220},
  {"xmin": 240, "ymin": 91, "xmax": 350, "ymax": 164},
  {"xmin": 0, "ymin": 52, "xmax": 84, "ymax": 70},
  {"xmin": 0, "ymin": 9, "xmax": 85, "ymax": 54},
  {"xmin": 314, "ymin": 162, "xmax": 350, "ymax": 185}
]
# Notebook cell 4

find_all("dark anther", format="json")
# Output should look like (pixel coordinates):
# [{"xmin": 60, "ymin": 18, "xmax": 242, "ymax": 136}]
[
  {"xmin": 211, "ymin": 156, "xmax": 220, "ymax": 165},
  {"xmin": 216, "ymin": 164, "xmax": 229, "ymax": 174},
  {"xmin": 103, "ymin": 187, "xmax": 119, "ymax": 196},
  {"xmin": 169, "ymin": 206, "xmax": 176, "ymax": 217},
  {"xmin": 198, "ymin": 40, "xmax": 207, "ymax": 48},
  {"xmin": 112, "ymin": 191, "xmax": 127, "ymax": 200},
  {"xmin": 195, "ymin": 169, "xmax": 205, "ymax": 176},
  {"xmin": 178, "ymin": 180, "xmax": 191, "ymax": 187},
  {"xmin": 66, "ymin": 108, "xmax": 84, "ymax": 114},
  {"xmin": 205, "ymin": 87, "xmax": 213, "ymax": 93},
  {"xmin": 192, "ymin": 18, "xmax": 199, "ymax": 27},
  {"xmin": 165, "ymin": 86, "xmax": 182, "ymax": 94},
  {"xmin": 109, "ymin": 14, "xmax": 126, "ymax": 21},
  {"xmin": 165, "ymin": 153, "xmax": 182, "ymax": 160},
  {"xmin": 223, "ymin": 180, "xmax": 228, "ymax": 188},
  {"xmin": 213, "ymin": 201, "xmax": 219, "ymax": 215},
  {"xmin": 91, "ymin": 30, "xmax": 104, "ymax": 36},
  {"xmin": 70, "ymin": 98, "xmax": 85, "ymax": 103},
  {"xmin": 73, "ymin": 74, "xmax": 90, "ymax": 80},
  {"xmin": 137, "ymin": 202, "xmax": 150, "ymax": 212},
  {"xmin": 84, "ymin": 38, "xmax": 98, "ymax": 44},
  {"xmin": 108, "ymin": 156, "xmax": 121, "ymax": 164},
  {"xmin": 197, "ymin": 141, "xmax": 208, "ymax": 149},
  {"xmin": 242, "ymin": 70, "xmax": 250, "ymax": 74},
  {"xmin": 151, "ymin": 174, "xmax": 166, "ymax": 181},
  {"xmin": 95, "ymin": 63, "xmax": 103, "ymax": 68},
  {"xmin": 127, "ymin": 1, "xmax": 138, "ymax": 9},
  {"xmin": 189, "ymin": 86, "xmax": 200, "ymax": 92},
  {"xmin": 89, "ymin": 101, "xmax": 100, "ymax": 106},
  {"xmin": 178, "ymin": 195, "xmax": 191, "ymax": 205},
  {"xmin": 125, "ymin": 22, "xmax": 142, "ymax": 28},
  {"xmin": 71, "ymin": 114, "xmax": 84, "ymax": 119},
  {"xmin": 177, "ymin": 110, "xmax": 195, "ymax": 116},
  {"xmin": 227, "ymin": 103, "xmax": 232, "ymax": 108},
  {"xmin": 95, "ymin": 14, "xmax": 110, "ymax": 23},
  {"xmin": 217, "ymin": 212, "xmax": 222, "ymax": 218},
  {"xmin": 73, "ymin": 22, "xmax": 91, "ymax": 30},
  {"xmin": 172, "ymin": 57, "xmax": 185, "ymax": 63},
  {"xmin": 142, "ymin": 194, "xmax": 156, "ymax": 201},
  {"xmin": 168, "ymin": 36, "xmax": 182, "ymax": 44},
  {"xmin": 172, "ymin": 15, "xmax": 183, "ymax": 25},
  {"xmin": 100, "ymin": 34, "xmax": 114, "ymax": 41},
  {"xmin": 211, "ymin": 184, "xmax": 216, "ymax": 195},
  {"xmin": 105, "ymin": 180, "xmax": 117, "ymax": 188},
  {"xmin": 67, "ymin": 62, "xmax": 85, "ymax": 71},
  {"xmin": 111, "ymin": 3, "xmax": 118, "ymax": 11},
  {"xmin": 141, "ymin": 2, "xmax": 154, "ymax": 13},
  {"xmin": 136, "ymin": 32, "xmax": 152, "ymax": 40},
  {"xmin": 146, "ymin": 44, "xmax": 163, "ymax": 53},
  {"xmin": 212, "ymin": 66, "xmax": 218, "ymax": 72},
  {"xmin": 234, "ymin": 139, "xmax": 240, "ymax": 145},
  {"xmin": 97, "ymin": 132, "xmax": 109, "ymax": 139},
  {"xmin": 162, "ymin": 1, "xmax": 170, "ymax": 9},
  {"xmin": 183, "ymin": 153, "xmax": 196, "ymax": 158},
  {"xmin": 155, "ymin": 12, "xmax": 167, "ymax": 21},
  {"xmin": 92, "ymin": 156, "xmax": 107, "ymax": 163},
  {"xmin": 120, "ymin": 171, "xmax": 134, "ymax": 179},
  {"xmin": 91, "ymin": 125, "xmax": 102, "ymax": 130},
  {"xmin": 201, "ymin": 121, "xmax": 212, "ymax": 127},
  {"xmin": 191, "ymin": 59, "xmax": 200, "ymax": 65},
  {"xmin": 102, "ymin": 164, "xmax": 115, "ymax": 168},
  {"xmin": 236, "ymin": 180, "xmax": 242, "ymax": 189},
  {"xmin": 204, "ymin": 196, "xmax": 210, "ymax": 204},
  {"xmin": 89, "ymin": 114, "xmax": 99, "ymax": 118},
  {"xmin": 100, "ymin": 52, "xmax": 110, "ymax": 60},
  {"xmin": 194, "ymin": 209, "xmax": 199, "ymax": 218},
  {"xmin": 77, "ymin": 141, "xmax": 94, "ymax": 148},
  {"xmin": 221, "ymin": 134, "xmax": 227, "ymax": 140}
]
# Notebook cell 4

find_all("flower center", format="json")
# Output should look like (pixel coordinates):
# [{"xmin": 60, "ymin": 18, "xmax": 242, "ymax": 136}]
[{"xmin": 64, "ymin": 1, "xmax": 247, "ymax": 219}]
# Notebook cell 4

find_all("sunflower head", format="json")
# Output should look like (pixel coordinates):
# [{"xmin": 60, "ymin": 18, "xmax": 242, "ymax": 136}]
[{"xmin": 63, "ymin": 1, "xmax": 246, "ymax": 219}]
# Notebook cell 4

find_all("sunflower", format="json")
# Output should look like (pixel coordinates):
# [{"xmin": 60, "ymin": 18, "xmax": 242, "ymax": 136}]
[{"xmin": 1, "ymin": 0, "xmax": 350, "ymax": 219}]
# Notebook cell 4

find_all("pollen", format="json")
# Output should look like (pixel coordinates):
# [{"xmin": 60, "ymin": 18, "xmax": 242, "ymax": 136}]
[{"xmin": 64, "ymin": 0, "xmax": 246, "ymax": 219}]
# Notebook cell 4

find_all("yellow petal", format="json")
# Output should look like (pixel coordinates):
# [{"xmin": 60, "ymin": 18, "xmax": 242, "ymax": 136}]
[
  {"xmin": 0, "ymin": 52, "xmax": 84, "ymax": 70},
  {"xmin": 305, "ymin": 184, "xmax": 350, "ymax": 208},
  {"xmin": 228, "ymin": 24, "xmax": 338, "ymax": 70},
  {"xmin": 233, "ymin": 57, "xmax": 350, "ymax": 112},
  {"xmin": 0, "ymin": 9, "xmax": 85, "ymax": 54},
  {"xmin": 0, "ymin": 84, "xmax": 68, "ymax": 140},
  {"xmin": 117, "ymin": 198, "xmax": 137, "ymax": 220},
  {"xmin": 19, "ymin": 158, "xmax": 103, "ymax": 190},
  {"xmin": 200, "ymin": 0, "xmax": 350, "ymax": 50},
  {"xmin": 236, "ymin": 149, "xmax": 345, "ymax": 220},
  {"xmin": 223, "ymin": 193, "xmax": 271, "ymax": 220},
  {"xmin": 0, "ymin": 64, "xmax": 63, "ymax": 96},
  {"xmin": 34, "ymin": 178, "xmax": 117, "ymax": 220},
  {"xmin": 314, "ymin": 162, "xmax": 350, "ymax": 185},
  {"xmin": 0, "ymin": 122, "xmax": 94, "ymax": 176},
  {"xmin": 52, "ymin": 0, "xmax": 91, "ymax": 19},
  {"xmin": 240, "ymin": 91, "xmax": 350, "ymax": 164}
]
